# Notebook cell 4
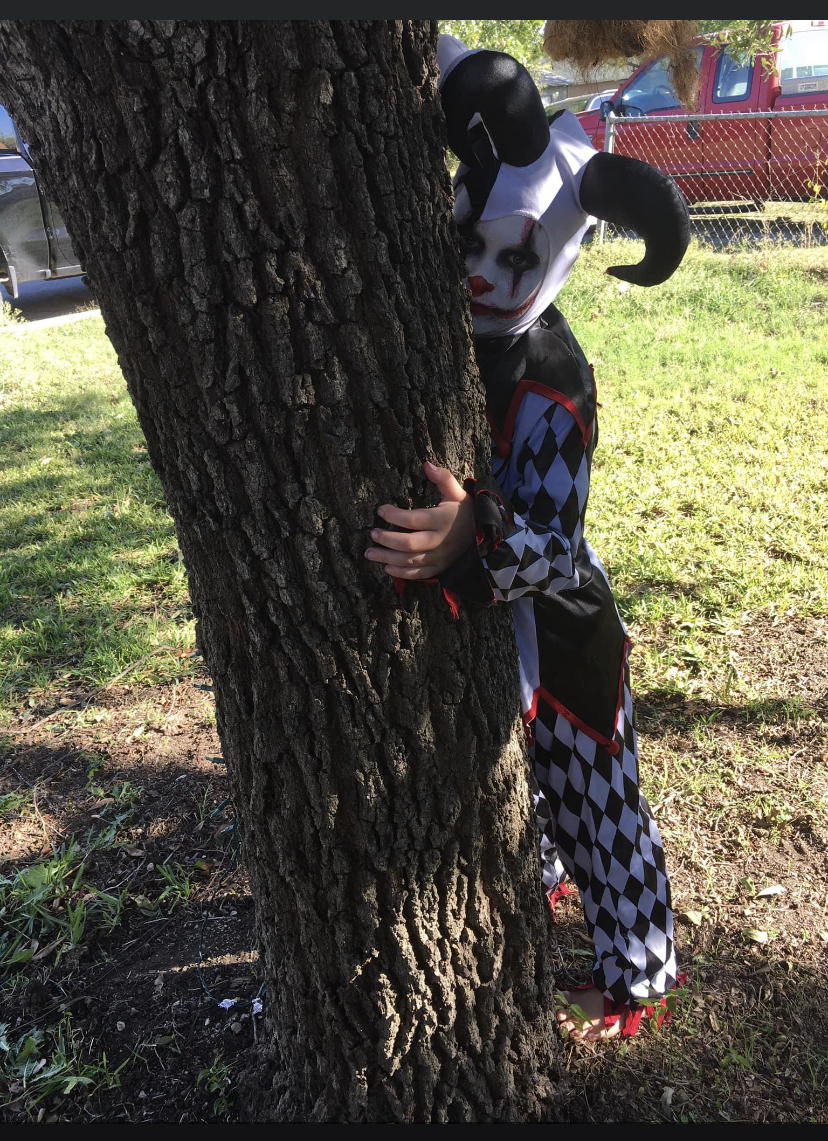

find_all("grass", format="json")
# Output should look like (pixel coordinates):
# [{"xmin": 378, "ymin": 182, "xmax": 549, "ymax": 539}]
[
  {"xmin": 0, "ymin": 1015, "xmax": 130, "ymax": 1116},
  {"xmin": 564, "ymin": 239, "xmax": 828, "ymax": 698},
  {"xmin": 1, "ymin": 242, "xmax": 828, "ymax": 1122},
  {"xmin": 0, "ymin": 308, "xmax": 194, "ymax": 719}
]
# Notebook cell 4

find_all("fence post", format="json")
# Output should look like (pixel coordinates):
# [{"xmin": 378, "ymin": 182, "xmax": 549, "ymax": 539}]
[{"xmin": 597, "ymin": 111, "xmax": 617, "ymax": 247}]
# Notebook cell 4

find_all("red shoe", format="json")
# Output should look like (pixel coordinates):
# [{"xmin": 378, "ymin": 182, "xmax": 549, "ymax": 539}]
[
  {"xmin": 546, "ymin": 882, "xmax": 572, "ymax": 923},
  {"xmin": 560, "ymin": 972, "xmax": 688, "ymax": 1039}
]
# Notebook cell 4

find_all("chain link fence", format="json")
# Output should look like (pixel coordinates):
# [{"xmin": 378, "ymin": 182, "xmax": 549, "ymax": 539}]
[{"xmin": 597, "ymin": 108, "xmax": 828, "ymax": 247}]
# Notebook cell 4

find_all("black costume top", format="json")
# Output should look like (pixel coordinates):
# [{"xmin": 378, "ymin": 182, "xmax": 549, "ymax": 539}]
[{"xmin": 439, "ymin": 303, "xmax": 630, "ymax": 755}]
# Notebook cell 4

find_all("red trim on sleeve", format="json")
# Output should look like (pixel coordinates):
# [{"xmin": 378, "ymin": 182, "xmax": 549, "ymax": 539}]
[
  {"xmin": 442, "ymin": 587, "xmax": 460, "ymax": 620},
  {"xmin": 521, "ymin": 380, "xmax": 593, "ymax": 446},
  {"xmin": 392, "ymin": 577, "xmax": 406, "ymax": 598},
  {"xmin": 486, "ymin": 410, "xmax": 511, "ymax": 459}
]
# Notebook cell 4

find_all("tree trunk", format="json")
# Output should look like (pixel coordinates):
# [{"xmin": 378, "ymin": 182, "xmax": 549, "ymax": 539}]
[{"xmin": 0, "ymin": 20, "xmax": 561, "ymax": 1122}]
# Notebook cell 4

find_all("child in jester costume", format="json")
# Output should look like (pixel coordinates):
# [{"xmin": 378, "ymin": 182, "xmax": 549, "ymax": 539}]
[{"xmin": 365, "ymin": 36, "xmax": 691, "ymax": 1040}]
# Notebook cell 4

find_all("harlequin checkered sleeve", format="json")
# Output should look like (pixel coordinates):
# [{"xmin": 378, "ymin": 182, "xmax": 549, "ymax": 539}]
[{"xmin": 443, "ymin": 400, "xmax": 590, "ymax": 604}]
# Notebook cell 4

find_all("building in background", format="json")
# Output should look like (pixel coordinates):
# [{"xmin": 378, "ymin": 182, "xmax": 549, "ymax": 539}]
[
  {"xmin": 545, "ymin": 58, "xmax": 635, "ymax": 101},
  {"xmin": 536, "ymin": 67, "xmax": 573, "ymax": 105}
]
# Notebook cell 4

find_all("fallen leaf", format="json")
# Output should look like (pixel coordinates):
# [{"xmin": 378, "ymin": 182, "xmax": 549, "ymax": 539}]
[
  {"xmin": 683, "ymin": 910, "xmax": 704, "ymax": 926},
  {"xmin": 660, "ymin": 1087, "xmax": 674, "ymax": 1112},
  {"xmin": 122, "ymin": 846, "xmax": 144, "ymax": 857},
  {"xmin": 744, "ymin": 928, "xmax": 769, "ymax": 944},
  {"xmin": 819, "ymin": 931, "xmax": 828, "ymax": 942},
  {"xmin": 32, "ymin": 939, "xmax": 61, "ymax": 962},
  {"xmin": 756, "ymin": 885, "xmax": 784, "ymax": 898},
  {"xmin": 709, "ymin": 1011, "xmax": 721, "ymax": 1031}
]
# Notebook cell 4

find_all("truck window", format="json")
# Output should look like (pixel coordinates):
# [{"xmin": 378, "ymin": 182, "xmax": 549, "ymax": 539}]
[
  {"xmin": 619, "ymin": 47, "xmax": 703, "ymax": 115},
  {"xmin": 712, "ymin": 49, "xmax": 753, "ymax": 103},
  {"xmin": 778, "ymin": 26, "xmax": 828, "ymax": 91},
  {"xmin": 0, "ymin": 105, "xmax": 18, "ymax": 153}
]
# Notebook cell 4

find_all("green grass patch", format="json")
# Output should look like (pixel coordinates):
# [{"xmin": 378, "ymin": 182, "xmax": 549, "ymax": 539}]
[
  {"xmin": 0, "ymin": 316, "xmax": 194, "ymax": 717},
  {"xmin": 563, "ymin": 240, "xmax": 828, "ymax": 701}
]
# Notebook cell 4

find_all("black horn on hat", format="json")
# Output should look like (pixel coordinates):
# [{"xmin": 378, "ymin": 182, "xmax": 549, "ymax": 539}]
[
  {"xmin": 579, "ymin": 152, "xmax": 690, "ymax": 285},
  {"xmin": 440, "ymin": 50, "xmax": 551, "ymax": 169}
]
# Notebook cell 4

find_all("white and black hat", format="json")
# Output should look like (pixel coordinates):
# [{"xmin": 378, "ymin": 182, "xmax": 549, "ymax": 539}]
[{"xmin": 438, "ymin": 35, "xmax": 690, "ymax": 332}]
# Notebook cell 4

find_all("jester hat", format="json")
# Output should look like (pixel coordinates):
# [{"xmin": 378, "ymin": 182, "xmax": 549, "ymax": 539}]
[{"xmin": 437, "ymin": 35, "xmax": 690, "ymax": 336}]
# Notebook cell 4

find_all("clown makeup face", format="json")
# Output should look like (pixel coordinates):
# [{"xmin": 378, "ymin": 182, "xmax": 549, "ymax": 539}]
[{"xmin": 457, "ymin": 215, "xmax": 550, "ymax": 336}]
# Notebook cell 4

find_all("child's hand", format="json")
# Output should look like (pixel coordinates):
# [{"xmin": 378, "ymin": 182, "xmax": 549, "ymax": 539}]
[{"xmin": 365, "ymin": 461, "xmax": 476, "ymax": 580}]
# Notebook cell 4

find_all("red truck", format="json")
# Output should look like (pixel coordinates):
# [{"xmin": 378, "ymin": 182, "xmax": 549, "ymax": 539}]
[{"xmin": 575, "ymin": 20, "xmax": 828, "ymax": 206}]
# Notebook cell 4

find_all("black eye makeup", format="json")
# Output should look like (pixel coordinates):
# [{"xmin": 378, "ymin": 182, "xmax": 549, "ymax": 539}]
[
  {"xmin": 457, "ymin": 223, "xmax": 483, "ymax": 256},
  {"xmin": 498, "ymin": 247, "xmax": 541, "ymax": 272}
]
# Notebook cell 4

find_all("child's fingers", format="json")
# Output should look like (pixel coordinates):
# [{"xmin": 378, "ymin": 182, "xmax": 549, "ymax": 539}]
[
  {"xmin": 366, "ymin": 548, "xmax": 433, "ymax": 568},
  {"xmin": 376, "ymin": 504, "xmax": 441, "ymax": 530},
  {"xmin": 369, "ymin": 527, "xmax": 438, "ymax": 553},
  {"xmin": 423, "ymin": 461, "xmax": 466, "ymax": 502},
  {"xmin": 383, "ymin": 563, "xmax": 439, "ymax": 580}
]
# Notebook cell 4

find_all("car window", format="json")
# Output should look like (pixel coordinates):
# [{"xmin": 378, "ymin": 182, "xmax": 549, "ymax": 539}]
[
  {"xmin": 779, "ymin": 27, "xmax": 828, "ymax": 79},
  {"xmin": 619, "ymin": 47, "xmax": 703, "ymax": 114},
  {"xmin": 0, "ymin": 105, "xmax": 18, "ymax": 154},
  {"xmin": 713, "ymin": 48, "xmax": 754, "ymax": 103}
]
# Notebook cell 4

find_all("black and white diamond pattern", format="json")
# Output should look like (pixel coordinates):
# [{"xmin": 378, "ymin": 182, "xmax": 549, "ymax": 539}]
[
  {"xmin": 485, "ymin": 401, "xmax": 590, "ymax": 601},
  {"xmin": 530, "ymin": 668, "xmax": 677, "ymax": 1007},
  {"xmin": 480, "ymin": 380, "xmax": 676, "ymax": 1008}
]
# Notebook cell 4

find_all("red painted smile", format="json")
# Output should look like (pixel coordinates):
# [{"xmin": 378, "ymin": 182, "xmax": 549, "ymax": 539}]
[{"xmin": 470, "ymin": 291, "xmax": 538, "ymax": 319}]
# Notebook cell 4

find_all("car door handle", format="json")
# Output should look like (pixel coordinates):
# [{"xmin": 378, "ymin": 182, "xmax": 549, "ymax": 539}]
[{"xmin": 687, "ymin": 118, "xmax": 700, "ymax": 142}]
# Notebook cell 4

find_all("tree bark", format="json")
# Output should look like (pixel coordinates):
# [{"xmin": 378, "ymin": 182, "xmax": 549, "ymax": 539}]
[{"xmin": 0, "ymin": 20, "xmax": 561, "ymax": 1122}]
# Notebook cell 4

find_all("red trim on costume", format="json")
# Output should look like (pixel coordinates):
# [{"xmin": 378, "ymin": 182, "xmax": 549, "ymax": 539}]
[
  {"xmin": 492, "ymin": 378, "xmax": 594, "ymax": 454},
  {"xmin": 486, "ymin": 410, "xmax": 511, "ymax": 459},
  {"xmin": 442, "ymin": 588, "xmax": 460, "ymax": 620},
  {"xmin": 523, "ymin": 688, "xmax": 539, "ymax": 726},
  {"xmin": 424, "ymin": 579, "xmax": 462, "ymax": 619},
  {"xmin": 525, "ymin": 381, "xmax": 594, "ymax": 446},
  {"xmin": 611, "ymin": 635, "xmax": 633, "ymax": 745},
  {"xmin": 500, "ymin": 381, "xmax": 529, "ymax": 451},
  {"xmin": 392, "ymin": 577, "xmax": 406, "ymax": 598},
  {"xmin": 532, "ymin": 686, "xmax": 620, "ymax": 756}
]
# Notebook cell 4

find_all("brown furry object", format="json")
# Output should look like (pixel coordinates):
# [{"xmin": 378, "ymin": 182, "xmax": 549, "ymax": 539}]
[{"xmin": 544, "ymin": 20, "xmax": 701, "ymax": 109}]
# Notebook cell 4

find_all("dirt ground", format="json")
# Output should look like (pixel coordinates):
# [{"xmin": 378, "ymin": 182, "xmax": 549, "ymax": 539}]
[{"xmin": 1, "ymin": 614, "xmax": 827, "ymax": 1123}]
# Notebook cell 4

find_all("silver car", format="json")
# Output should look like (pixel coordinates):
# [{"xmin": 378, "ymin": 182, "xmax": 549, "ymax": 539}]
[{"xmin": 0, "ymin": 103, "xmax": 83, "ymax": 299}]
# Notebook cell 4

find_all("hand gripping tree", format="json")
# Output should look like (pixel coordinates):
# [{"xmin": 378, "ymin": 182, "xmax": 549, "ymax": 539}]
[{"xmin": 0, "ymin": 21, "xmax": 563, "ymax": 1122}]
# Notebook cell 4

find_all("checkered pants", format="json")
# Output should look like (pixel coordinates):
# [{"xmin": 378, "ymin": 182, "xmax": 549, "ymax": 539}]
[{"xmin": 529, "ymin": 669, "xmax": 677, "ymax": 1008}]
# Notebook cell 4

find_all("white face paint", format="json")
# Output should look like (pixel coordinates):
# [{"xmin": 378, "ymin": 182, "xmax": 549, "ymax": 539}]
[{"xmin": 458, "ymin": 215, "xmax": 551, "ymax": 336}]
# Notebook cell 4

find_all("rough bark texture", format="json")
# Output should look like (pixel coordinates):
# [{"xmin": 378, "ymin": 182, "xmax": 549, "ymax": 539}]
[{"xmin": 0, "ymin": 21, "xmax": 561, "ymax": 1122}]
